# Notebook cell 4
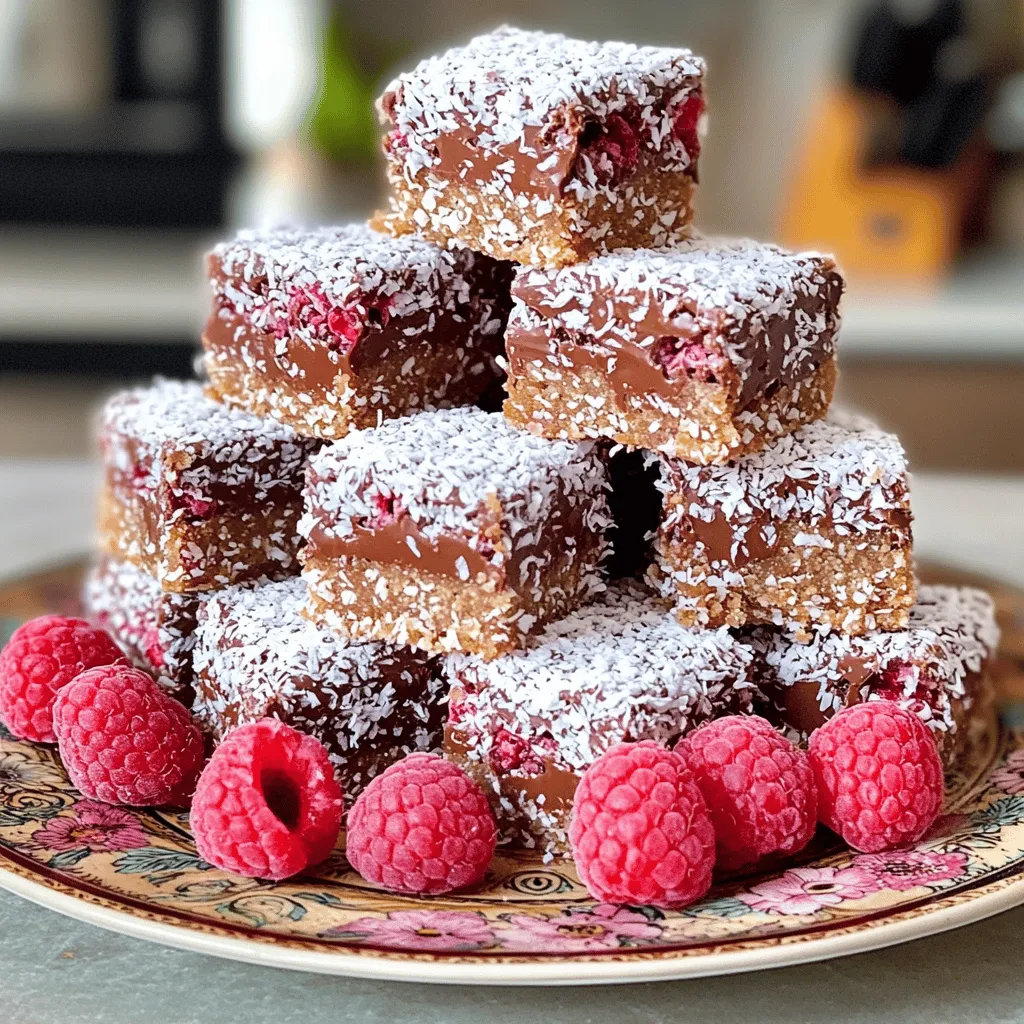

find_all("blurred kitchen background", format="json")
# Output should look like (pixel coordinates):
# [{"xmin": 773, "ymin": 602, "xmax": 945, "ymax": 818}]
[{"xmin": 1, "ymin": 0, "xmax": 1023, "ymax": 469}]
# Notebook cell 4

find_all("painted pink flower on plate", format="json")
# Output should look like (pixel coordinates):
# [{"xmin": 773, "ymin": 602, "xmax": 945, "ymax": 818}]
[
  {"xmin": 853, "ymin": 850, "xmax": 968, "ymax": 891},
  {"xmin": 326, "ymin": 910, "xmax": 495, "ymax": 952},
  {"xmin": 32, "ymin": 800, "xmax": 148, "ymax": 854},
  {"xmin": 990, "ymin": 748, "xmax": 1024, "ymax": 795},
  {"xmin": 499, "ymin": 904, "xmax": 662, "ymax": 953},
  {"xmin": 738, "ymin": 866, "xmax": 879, "ymax": 915}
]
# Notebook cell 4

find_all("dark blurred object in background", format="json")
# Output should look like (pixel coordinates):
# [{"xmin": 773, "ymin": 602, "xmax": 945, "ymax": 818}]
[
  {"xmin": 0, "ymin": 0, "xmax": 237, "ymax": 227},
  {"xmin": 780, "ymin": 0, "xmax": 1005, "ymax": 284}
]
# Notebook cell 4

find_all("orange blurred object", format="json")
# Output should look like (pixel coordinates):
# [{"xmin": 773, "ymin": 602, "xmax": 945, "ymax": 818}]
[{"xmin": 780, "ymin": 89, "xmax": 986, "ymax": 284}]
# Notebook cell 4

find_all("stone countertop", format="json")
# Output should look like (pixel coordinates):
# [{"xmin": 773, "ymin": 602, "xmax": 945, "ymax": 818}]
[{"xmin": 1, "ymin": 459, "xmax": 1023, "ymax": 1024}]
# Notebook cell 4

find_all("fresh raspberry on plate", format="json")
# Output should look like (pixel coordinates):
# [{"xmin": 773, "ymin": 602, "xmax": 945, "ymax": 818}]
[
  {"xmin": 809, "ymin": 702, "xmax": 944, "ymax": 853},
  {"xmin": 677, "ymin": 715, "xmax": 818, "ymax": 871},
  {"xmin": 569, "ymin": 740, "xmax": 715, "ymax": 909},
  {"xmin": 346, "ymin": 753, "xmax": 497, "ymax": 895},
  {"xmin": 53, "ymin": 664, "xmax": 204, "ymax": 806},
  {"xmin": 190, "ymin": 718, "xmax": 343, "ymax": 880},
  {"xmin": 0, "ymin": 615, "xmax": 126, "ymax": 743}
]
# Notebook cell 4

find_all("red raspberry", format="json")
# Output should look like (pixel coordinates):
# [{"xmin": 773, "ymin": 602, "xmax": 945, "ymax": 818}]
[
  {"xmin": 575, "ymin": 108, "xmax": 643, "ymax": 185},
  {"xmin": 190, "ymin": 719, "xmax": 342, "ymax": 880},
  {"xmin": 809, "ymin": 703, "xmax": 944, "ymax": 853},
  {"xmin": 677, "ymin": 715, "xmax": 817, "ymax": 872},
  {"xmin": 346, "ymin": 753, "xmax": 497, "ymax": 895},
  {"xmin": 53, "ymin": 664, "xmax": 204, "ymax": 806},
  {"xmin": 671, "ymin": 93, "xmax": 704, "ymax": 155},
  {"xmin": 0, "ymin": 615, "xmax": 126, "ymax": 743},
  {"xmin": 569, "ymin": 741, "xmax": 715, "ymax": 909}
]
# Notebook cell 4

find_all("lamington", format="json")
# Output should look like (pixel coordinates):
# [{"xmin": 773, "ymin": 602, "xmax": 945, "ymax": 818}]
[
  {"xmin": 97, "ymin": 379, "xmax": 320, "ymax": 592},
  {"xmin": 203, "ymin": 224, "xmax": 513, "ymax": 440},
  {"xmin": 83, "ymin": 555, "xmax": 209, "ymax": 705},
  {"xmin": 504, "ymin": 238, "xmax": 843, "ymax": 463},
  {"xmin": 299, "ymin": 406, "xmax": 612, "ymax": 660},
  {"xmin": 748, "ymin": 585, "xmax": 1000, "ymax": 756},
  {"xmin": 191, "ymin": 578, "xmax": 444, "ymax": 803},
  {"xmin": 647, "ymin": 413, "xmax": 915, "ymax": 634},
  {"xmin": 444, "ymin": 581, "xmax": 755, "ymax": 859},
  {"xmin": 375, "ymin": 26, "xmax": 705, "ymax": 268}
]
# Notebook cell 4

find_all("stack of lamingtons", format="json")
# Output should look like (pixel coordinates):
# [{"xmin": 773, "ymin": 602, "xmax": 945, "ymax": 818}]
[{"xmin": 84, "ymin": 27, "xmax": 1000, "ymax": 858}]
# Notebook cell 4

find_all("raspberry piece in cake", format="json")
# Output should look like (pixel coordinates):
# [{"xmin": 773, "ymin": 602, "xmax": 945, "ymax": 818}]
[
  {"xmin": 299, "ymin": 406, "xmax": 612, "ymax": 660},
  {"xmin": 443, "ymin": 581, "xmax": 755, "ymax": 860},
  {"xmin": 375, "ymin": 27, "xmax": 705, "ymax": 268},
  {"xmin": 647, "ymin": 413, "xmax": 915, "ymax": 634},
  {"xmin": 749, "ymin": 584, "xmax": 999, "ymax": 758},
  {"xmin": 191, "ymin": 578, "xmax": 444, "ymax": 803},
  {"xmin": 98, "ymin": 380, "xmax": 320, "ymax": 592},
  {"xmin": 505, "ymin": 237, "xmax": 843, "ymax": 463},
  {"xmin": 203, "ymin": 225, "xmax": 512, "ymax": 440},
  {"xmin": 83, "ymin": 555, "xmax": 209, "ymax": 705}
]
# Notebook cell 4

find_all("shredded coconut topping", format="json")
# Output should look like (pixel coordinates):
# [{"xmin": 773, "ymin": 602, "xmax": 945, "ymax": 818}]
[
  {"xmin": 210, "ymin": 223, "xmax": 493, "ymax": 331},
  {"xmin": 83, "ymin": 556, "xmax": 205, "ymax": 697},
  {"xmin": 192, "ymin": 578, "xmax": 444, "ymax": 793},
  {"xmin": 751, "ymin": 584, "xmax": 999, "ymax": 733},
  {"xmin": 380, "ymin": 26, "xmax": 704, "ymax": 176},
  {"xmin": 512, "ymin": 236, "xmax": 842, "ymax": 386},
  {"xmin": 100, "ymin": 378, "xmax": 316, "ymax": 499},
  {"xmin": 656, "ymin": 411, "xmax": 910, "ymax": 536},
  {"xmin": 300, "ymin": 406, "xmax": 610, "ymax": 555},
  {"xmin": 446, "ymin": 580, "xmax": 753, "ymax": 774}
]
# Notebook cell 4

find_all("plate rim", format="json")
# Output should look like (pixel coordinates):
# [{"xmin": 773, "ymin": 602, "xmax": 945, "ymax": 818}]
[{"xmin": 2, "ymin": 858, "xmax": 1024, "ymax": 986}]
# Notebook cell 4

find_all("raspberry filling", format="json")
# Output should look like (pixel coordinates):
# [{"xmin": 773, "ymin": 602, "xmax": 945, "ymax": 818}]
[
  {"xmin": 671, "ymin": 93, "xmax": 704, "ymax": 161},
  {"xmin": 574, "ymin": 107, "xmax": 643, "ymax": 187},
  {"xmin": 141, "ymin": 627, "xmax": 166, "ymax": 670},
  {"xmin": 872, "ymin": 660, "xmax": 937, "ymax": 716},
  {"xmin": 386, "ymin": 128, "xmax": 410, "ymax": 155},
  {"xmin": 363, "ymin": 490, "xmax": 406, "ymax": 530},
  {"xmin": 274, "ymin": 285, "xmax": 392, "ymax": 355},
  {"xmin": 652, "ymin": 335, "xmax": 727, "ymax": 384},
  {"xmin": 487, "ymin": 727, "xmax": 554, "ymax": 776},
  {"xmin": 169, "ymin": 491, "xmax": 219, "ymax": 520}
]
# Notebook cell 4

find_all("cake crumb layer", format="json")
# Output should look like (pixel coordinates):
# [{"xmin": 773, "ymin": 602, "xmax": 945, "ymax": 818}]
[{"xmin": 648, "ymin": 412, "xmax": 915, "ymax": 634}]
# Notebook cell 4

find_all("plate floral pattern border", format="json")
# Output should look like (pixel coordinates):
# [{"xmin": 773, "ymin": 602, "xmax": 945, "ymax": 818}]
[{"xmin": 1, "ymin": 562, "xmax": 1024, "ymax": 981}]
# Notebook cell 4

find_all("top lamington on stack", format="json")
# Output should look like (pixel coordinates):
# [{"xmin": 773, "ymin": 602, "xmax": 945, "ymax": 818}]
[
  {"xmin": 82, "ymin": 25, "xmax": 999, "ymax": 862},
  {"xmin": 376, "ymin": 26, "xmax": 705, "ymax": 268}
]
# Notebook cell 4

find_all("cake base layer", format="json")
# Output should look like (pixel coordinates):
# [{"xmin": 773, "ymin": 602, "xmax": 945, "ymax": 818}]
[
  {"xmin": 377, "ymin": 161, "xmax": 696, "ymax": 270},
  {"xmin": 303, "ymin": 553, "xmax": 602, "ymax": 661},
  {"xmin": 649, "ymin": 515, "xmax": 916, "ymax": 635},
  {"xmin": 97, "ymin": 487, "xmax": 302, "ymax": 593},
  {"xmin": 505, "ymin": 355, "xmax": 836, "ymax": 466}
]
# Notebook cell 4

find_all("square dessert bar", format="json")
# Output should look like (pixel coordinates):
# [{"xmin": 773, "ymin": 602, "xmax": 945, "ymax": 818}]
[
  {"xmin": 648, "ymin": 413, "xmax": 915, "ymax": 634},
  {"xmin": 504, "ymin": 238, "xmax": 843, "ymax": 463},
  {"xmin": 444, "ymin": 581, "xmax": 755, "ymax": 859},
  {"xmin": 300, "ymin": 406, "xmax": 612, "ymax": 661},
  {"xmin": 192, "ymin": 578, "xmax": 444, "ymax": 803},
  {"xmin": 97, "ymin": 379, "xmax": 320, "ymax": 592},
  {"xmin": 376, "ymin": 26, "xmax": 705, "ymax": 268},
  {"xmin": 748, "ymin": 585, "xmax": 1000, "ymax": 756},
  {"xmin": 203, "ymin": 224, "xmax": 512, "ymax": 440},
  {"xmin": 83, "ymin": 555, "xmax": 208, "ymax": 705}
]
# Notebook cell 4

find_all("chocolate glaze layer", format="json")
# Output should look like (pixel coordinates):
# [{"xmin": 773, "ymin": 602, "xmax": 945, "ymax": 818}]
[
  {"xmin": 204, "ymin": 259, "xmax": 508, "ymax": 395},
  {"xmin": 765, "ymin": 667, "xmax": 982, "ymax": 743},
  {"xmin": 659, "ymin": 467, "xmax": 913, "ymax": 568},
  {"xmin": 381, "ymin": 94, "xmax": 699, "ymax": 203},
  {"xmin": 509, "ymin": 278, "xmax": 842, "ymax": 410},
  {"xmin": 445, "ymin": 724, "xmax": 580, "ymax": 820},
  {"xmin": 304, "ymin": 519, "xmax": 500, "ymax": 584}
]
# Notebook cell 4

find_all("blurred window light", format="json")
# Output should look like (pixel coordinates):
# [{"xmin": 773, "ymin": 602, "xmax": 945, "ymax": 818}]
[
  {"xmin": 987, "ymin": 74, "xmax": 1024, "ymax": 153},
  {"xmin": 139, "ymin": 0, "xmax": 200, "ymax": 95},
  {"xmin": 226, "ymin": 0, "xmax": 322, "ymax": 150}
]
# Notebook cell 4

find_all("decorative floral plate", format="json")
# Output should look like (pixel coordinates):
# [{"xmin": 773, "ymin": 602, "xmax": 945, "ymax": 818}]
[{"xmin": 1, "ymin": 561, "xmax": 1024, "ymax": 986}]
